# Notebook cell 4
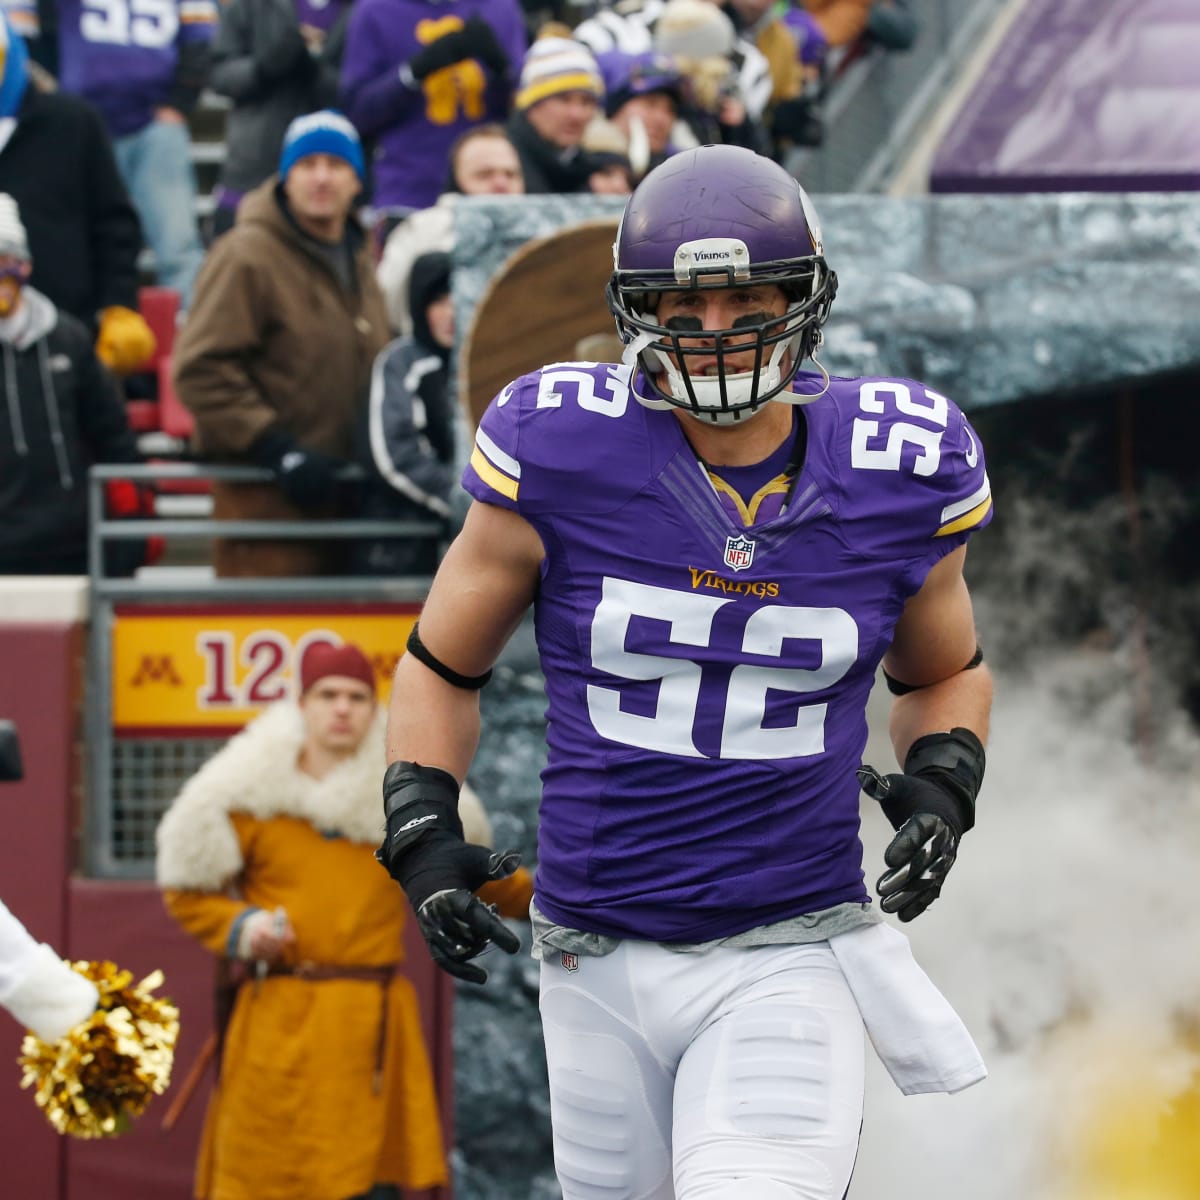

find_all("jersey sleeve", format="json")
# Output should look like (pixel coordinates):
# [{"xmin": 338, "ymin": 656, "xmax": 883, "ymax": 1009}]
[
  {"xmin": 928, "ymin": 402, "xmax": 992, "ymax": 544},
  {"xmin": 461, "ymin": 362, "xmax": 654, "ymax": 517},
  {"xmin": 827, "ymin": 378, "xmax": 993, "ymax": 568},
  {"xmin": 461, "ymin": 373, "xmax": 534, "ymax": 514}
]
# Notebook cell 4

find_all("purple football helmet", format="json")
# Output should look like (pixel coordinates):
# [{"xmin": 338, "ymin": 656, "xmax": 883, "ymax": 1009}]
[{"xmin": 607, "ymin": 145, "xmax": 837, "ymax": 424}]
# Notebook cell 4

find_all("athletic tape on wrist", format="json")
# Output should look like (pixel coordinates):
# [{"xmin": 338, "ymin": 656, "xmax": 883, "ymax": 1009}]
[
  {"xmin": 382, "ymin": 761, "xmax": 464, "ymax": 856},
  {"xmin": 902, "ymin": 727, "xmax": 986, "ymax": 833}
]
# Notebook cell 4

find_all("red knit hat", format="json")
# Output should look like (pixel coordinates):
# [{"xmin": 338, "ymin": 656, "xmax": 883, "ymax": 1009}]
[{"xmin": 299, "ymin": 641, "xmax": 376, "ymax": 695}]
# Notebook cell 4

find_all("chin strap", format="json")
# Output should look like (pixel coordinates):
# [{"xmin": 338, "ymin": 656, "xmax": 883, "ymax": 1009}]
[{"xmin": 779, "ymin": 346, "xmax": 831, "ymax": 404}]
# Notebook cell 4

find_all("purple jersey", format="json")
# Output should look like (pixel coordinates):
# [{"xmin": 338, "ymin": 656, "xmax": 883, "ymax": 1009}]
[
  {"xmin": 339, "ymin": 0, "xmax": 526, "ymax": 210},
  {"xmin": 463, "ymin": 364, "xmax": 992, "ymax": 943},
  {"xmin": 57, "ymin": 0, "xmax": 216, "ymax": 136}
]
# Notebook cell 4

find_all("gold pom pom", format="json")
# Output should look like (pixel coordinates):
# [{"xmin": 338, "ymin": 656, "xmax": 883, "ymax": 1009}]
[{"xmin": 18, "ymin": 960, "xmax": 180, "ymax": 1139}]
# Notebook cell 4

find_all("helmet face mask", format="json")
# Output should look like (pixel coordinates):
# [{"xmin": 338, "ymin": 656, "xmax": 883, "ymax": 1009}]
[{"xmin": 607, "ymin": 147, "xmax": 838, "ymax": 425}]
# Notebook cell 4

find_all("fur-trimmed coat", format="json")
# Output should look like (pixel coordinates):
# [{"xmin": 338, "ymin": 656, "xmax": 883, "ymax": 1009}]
[{"xmin": 157, "ymin": 703, "xmax": 447, "ymax": 1200}]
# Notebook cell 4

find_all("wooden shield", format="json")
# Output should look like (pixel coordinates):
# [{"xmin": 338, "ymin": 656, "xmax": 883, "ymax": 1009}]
[{"xmin": 459, "ymin": 217, "xmax": 624, "ymax": 431}]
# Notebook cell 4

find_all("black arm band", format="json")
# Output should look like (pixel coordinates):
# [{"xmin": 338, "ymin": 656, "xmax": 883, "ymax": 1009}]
[
  {"xmin": 902, "ymin": 727, "xmax": 986, "ymax": 833},
  {"xmin": 883, "ymin": 644, "xmax": 984, "ymax": 696},
  {"xmin": 382, "ymin": 760, "xmax": 464, "ymax": 855},
  {"xmin": 406, "ymin": 623, "xmax": 493, "ymax": 690}
]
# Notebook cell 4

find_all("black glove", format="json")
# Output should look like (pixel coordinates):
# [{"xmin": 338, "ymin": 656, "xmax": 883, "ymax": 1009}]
[
  {"xmin": 407, "ymin": 16, "xmax": 508, "ymax": 82},
  {"xmin": 249, "ymin": 427, "xmax": 344, "ymax": 512},
  {"xmin": 770, "ymin": 96, "xmax": 825, "ymax": 148},
  {"xmin": 377, "ymin": 761, "xmax": 521, "ymax": 983},
  {"xmin": 254, "ymin": 24, "xmax": 313, "ymax": 83},
  {"xmin": 857, "ymin": 727, "xmax": 985, "ymax": 923}
]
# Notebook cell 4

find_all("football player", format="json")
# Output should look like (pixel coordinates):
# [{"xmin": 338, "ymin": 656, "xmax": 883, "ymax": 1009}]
[{"xmin": 378, "ymin": 145, "xmax": 993, "ymax": 1199}]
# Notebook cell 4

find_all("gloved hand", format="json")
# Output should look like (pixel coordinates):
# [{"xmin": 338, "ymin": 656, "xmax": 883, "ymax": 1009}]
[
  {"xmin": 254, "ymin": 22, "xmax": 314, "ymax": 82},
  {"xmin": 770, "ymin": 96, "xmax": 825, "ymax": 148},
  {"xmin": 249, "ymin": 427, "xmax": 344, "ymax": 512},
  {"xmin": 95, "ymin": 306, "xmax": 156, "ymax": 375},
  {"xmin": 406, "ymin": 15, "xmax": 509, "ymax": 83},
  {"xmin": 103, "ymin": 477, "xmax": 164, "ymax": 576},
  {"xmin": 377, "ymin": 761, "xmax": 521, "ymax": 983},
  {"xmin": 857, "ymin": 727, "xmax": 985, "ymax": 923}
]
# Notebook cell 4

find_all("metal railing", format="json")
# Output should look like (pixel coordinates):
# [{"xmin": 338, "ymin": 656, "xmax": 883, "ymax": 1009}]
[{"xmin": 85, "ymin": 462, "xmax": 445, "ymax": 879}]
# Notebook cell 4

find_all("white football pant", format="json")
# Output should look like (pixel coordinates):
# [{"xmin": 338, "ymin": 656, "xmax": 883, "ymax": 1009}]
[{"xmin": 540, "ymin": 940, "xmax": 865, "ymax": 1199}]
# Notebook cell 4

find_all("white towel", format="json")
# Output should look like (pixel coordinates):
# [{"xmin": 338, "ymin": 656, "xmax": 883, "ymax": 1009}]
[{"xmin": 829, "ymin": 922, "xmax": 987, "ymax": 1096}]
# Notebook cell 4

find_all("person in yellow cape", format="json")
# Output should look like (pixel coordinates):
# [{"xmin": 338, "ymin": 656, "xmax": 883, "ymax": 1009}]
[{"xmin": 156, "ymin": 641, "xmax": 532, "ymax": 1200}]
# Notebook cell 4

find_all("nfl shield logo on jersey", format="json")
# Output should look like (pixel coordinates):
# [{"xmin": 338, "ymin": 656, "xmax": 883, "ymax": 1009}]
[
  {"xmin": 560, "ymin": 951, "xmax": 579, "ymax": 973},
  {"xmin": 724, "ymin": 535, "xmax": 756, "ymax": 572}
]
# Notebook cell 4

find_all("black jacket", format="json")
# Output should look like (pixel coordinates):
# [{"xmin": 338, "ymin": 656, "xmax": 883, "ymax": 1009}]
[
  {"xmin": 351, "ymin": 252, "xmax": 454, "ymax": 576},
  {"xmin": 0, "ymin": 292, "xmax": 141, "ymax": 573},
  {"xmin": 0, "ymin": 88, "xmax": 143, "ymax": 327}
]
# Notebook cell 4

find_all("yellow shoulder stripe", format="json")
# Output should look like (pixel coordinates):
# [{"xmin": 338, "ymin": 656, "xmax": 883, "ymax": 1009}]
[
  {"xmin": 470, "ymin": 446, "xmax": 519, "ymax": 501},
  {"xmin": 935, "ymin": 495, "xmax": 992, "ymax": 537}
]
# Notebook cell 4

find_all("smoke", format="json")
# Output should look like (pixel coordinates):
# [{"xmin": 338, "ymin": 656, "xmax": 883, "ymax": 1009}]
[{"xmin": 850, "ymin": 474, "xmax": 1200, "ymax": 1198}]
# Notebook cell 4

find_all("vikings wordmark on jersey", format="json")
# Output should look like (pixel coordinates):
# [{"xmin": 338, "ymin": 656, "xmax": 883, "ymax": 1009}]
[{"xmin": 464, "ymin": 362, "xmax": 991, "ymax": 944}]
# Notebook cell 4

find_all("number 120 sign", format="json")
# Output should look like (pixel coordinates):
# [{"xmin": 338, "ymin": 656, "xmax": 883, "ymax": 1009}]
[{"xmin": 111, "ymin": 605, "xmax": 420, "ymax": 734}]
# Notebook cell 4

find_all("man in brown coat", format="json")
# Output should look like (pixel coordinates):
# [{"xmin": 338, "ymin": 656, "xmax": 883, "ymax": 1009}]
[{"xmin": 174, "ymin": 110, "xmax": 389, "ymax": 576}]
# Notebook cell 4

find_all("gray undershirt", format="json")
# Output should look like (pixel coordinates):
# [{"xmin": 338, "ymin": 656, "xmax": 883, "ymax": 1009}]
[{"xmin": 529, "ymin": 899, "xmax": 881, "ymax": 962}]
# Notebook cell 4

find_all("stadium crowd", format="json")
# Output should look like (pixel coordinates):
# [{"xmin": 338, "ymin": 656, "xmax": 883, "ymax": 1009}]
[{"xmin": 0, "ymin": 0, "xmax": 917, "ymax": 580}]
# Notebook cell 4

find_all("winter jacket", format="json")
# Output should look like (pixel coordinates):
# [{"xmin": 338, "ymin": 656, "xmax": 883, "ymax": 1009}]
[
  {"xmin": 209, "ymin": 0, "xmax": 352, "ymax": 196},
  {"xmin": 353, "ymin": 250, "xmax": 455, "ymax": 575},
  {"xmin": 172, "ymin": 177, "xmax": 389, "ymax": 575},
  {"xmin": 0, "ymin": 288, "xmax": 140, "ymax": 573},
  {"xmin": 0, "ymin": 87, "xmax": 142, "ymax": 326},
  {"xmin": 339, "ymin": 0, "xmax": 527, "ymax": 210},
  {"xmin": 156, "ymin": 704, "xmax": 448, "ymax": 1200}
]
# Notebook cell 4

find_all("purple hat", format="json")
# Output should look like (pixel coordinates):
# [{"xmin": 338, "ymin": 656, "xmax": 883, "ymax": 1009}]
[{"xmin": 598, "ymin": 51, "xmax": 685, "ymax": 118}]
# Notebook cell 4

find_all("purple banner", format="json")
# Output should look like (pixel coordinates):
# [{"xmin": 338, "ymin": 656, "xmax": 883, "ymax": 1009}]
[{"xmin": 931, "ymin": 0, "xmax": 1200, "ymax": 192}]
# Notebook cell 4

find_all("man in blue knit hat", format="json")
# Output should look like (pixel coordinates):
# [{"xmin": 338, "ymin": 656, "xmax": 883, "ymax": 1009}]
[{"xmin": 173, "ymin": 108, "xmax": 390, "ymax": 577}]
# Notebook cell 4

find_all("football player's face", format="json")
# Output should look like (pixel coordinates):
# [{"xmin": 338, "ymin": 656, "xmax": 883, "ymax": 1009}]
[{"xmin": 654, "ymin": 283, "xmax": 789, "ymax": 376}]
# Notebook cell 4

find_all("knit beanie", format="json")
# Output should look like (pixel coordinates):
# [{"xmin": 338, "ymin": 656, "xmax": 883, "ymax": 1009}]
[
  {"xmin": 299, "ymin": 642, "xmax": 376, "ymax": 695},
  {"xmin": 515, "ymin": 37, "xmax": 605, "ymax": 111},
  {"xmin": 0, "ymin": 193, "xmax": 29, "ymax": 260},
  {"xmin": 654, "ymin": 0, "xmax": 737, "ymax": 60},
  {"xmin": 279, "ymin": 110, "xmax": 366, "ymax": 182}
]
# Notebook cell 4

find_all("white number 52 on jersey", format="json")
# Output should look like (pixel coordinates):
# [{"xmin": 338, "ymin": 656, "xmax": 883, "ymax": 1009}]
[
  {"xmin": 850, "ymin": 381, "xmax": 948, "ymax": 476},
  {"xmin": 587, "ymin": 578, "xmax": 858, "ymax": 760}
]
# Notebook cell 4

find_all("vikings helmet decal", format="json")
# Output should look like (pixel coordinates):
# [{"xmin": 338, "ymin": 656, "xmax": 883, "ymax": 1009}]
[{"xmin": 607, "ymin": 145, "xmax": 837, "ymax": 424}]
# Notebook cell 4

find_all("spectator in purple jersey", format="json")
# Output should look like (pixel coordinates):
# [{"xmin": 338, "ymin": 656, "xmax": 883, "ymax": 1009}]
[
  {"xmin": 339, "ymin": 0, "xmax": 526, "ymax": 221},
  {"xmin": 506, "ymin": 35, "xmax": 606, "ymax": 193},
  {"xmin": 54, "ymin": 0, "xmax": 216, "ymax": 311},
  {"xmin": 0, "ymin": 11, "xmax": 155, "ymax": 375},
  {"xmin": 376, "ymin": 145, "xmax": 994, "ymax": 1199},
  {"xmin": 207, "ymin": 0, "xmax": 355, "ymax": 238}
]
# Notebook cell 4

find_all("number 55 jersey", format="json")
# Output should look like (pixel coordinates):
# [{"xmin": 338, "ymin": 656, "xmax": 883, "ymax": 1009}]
[{"xmin": 463, "ymin": 363, "xmax": 992, "ymax": 944}]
